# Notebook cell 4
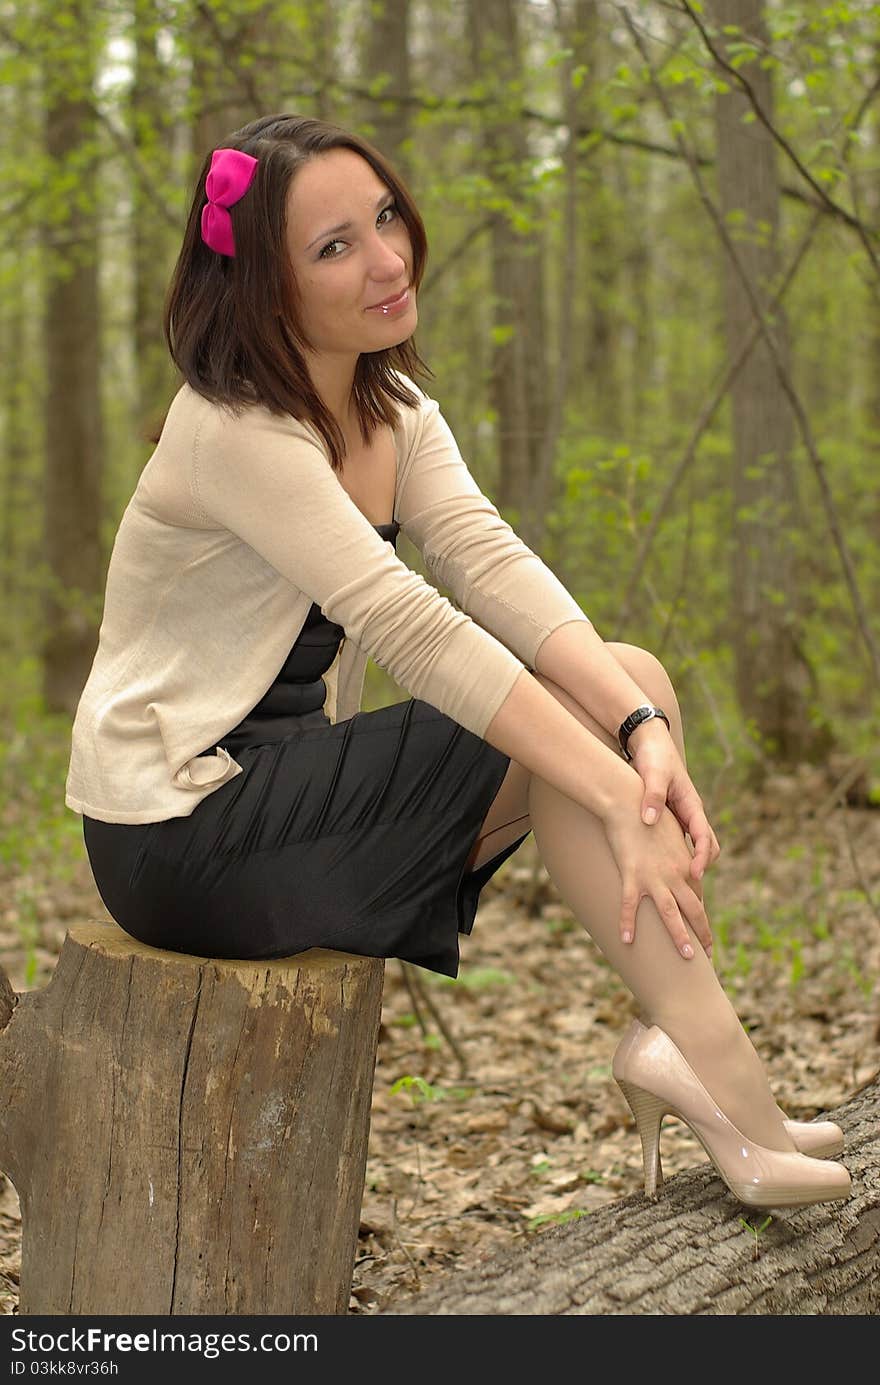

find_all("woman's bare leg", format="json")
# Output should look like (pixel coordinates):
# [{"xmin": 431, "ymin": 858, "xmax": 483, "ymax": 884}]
[{"xmin": 468, "ymin": 642, "xmax": 796, "ymax": 1153}]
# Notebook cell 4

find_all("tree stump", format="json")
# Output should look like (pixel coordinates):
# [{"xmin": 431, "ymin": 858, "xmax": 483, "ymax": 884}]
[
  {"xmin": 0, "ymin": 920, "xmax": 385, "ymax": 1316},
  {"xmin": 382, "ymin": 1074, "xmax": 880, "ymax": 1315}
]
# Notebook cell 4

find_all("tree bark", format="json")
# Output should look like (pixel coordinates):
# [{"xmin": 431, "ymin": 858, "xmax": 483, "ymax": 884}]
[
  {"xmin": 467, "ymin": 0, "xmax": 549, "ymax": 551},
  {"xmin": 357, "ymin": 0, "xmax": 413, "ymax": 186},
  {"xmin": 383, "ymin": 1073, "xmax": 879, "ymax": 1314},
  {"xmin": 711, "ymin": 0, "xmax": 833, "ymax": 766},
  {"xmin": 41, "ymin": 0, "xmax": 104, "ymax": 718},
  {"xmin": 0, "ymin": 923, "xmax": 384, "ymax": 1316},
  {"xmin": 130, "ymin": 0, "xmax": 181, "ymax": 445},
  {"xmin": 571, "ymin": 0, "xmax": 623, "ymax": 439}
]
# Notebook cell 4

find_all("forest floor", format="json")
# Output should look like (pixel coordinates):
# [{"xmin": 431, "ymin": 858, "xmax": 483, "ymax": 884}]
[{"xmin": 0, "ymin": 756, "xmax": 877, "ymax": 1316}]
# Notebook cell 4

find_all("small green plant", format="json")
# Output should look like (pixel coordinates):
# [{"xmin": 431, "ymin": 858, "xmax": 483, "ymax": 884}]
[
  {"xmin": 545, "ymin": 915, "xmax": 576, "ymax": 936},
  {"xmin": 709, "ymin": 905, "xmax": 733, "ymax": 953},
  {"xmin": 788, "ymin": 937, "xmax": 804, "ymax": 988},
  {"xmin": 579, "ymin": 1169, "xmax": 605, "ymax": 1184},
  {"xmin": 740, "ymin": 1215, "xmax": 773, "ymax": 1261},
  {"xmin": 528, "ymin": 1208, "xmax": 589, "ymax": 1231},
  {"xmin": 15, "ymin": 886, "xmax": 40, "ymax": 989},
  {"xmin": 456, "ymin": 966, "xmax": 516, "ymax": 990},
  {"xmin": 755, "ymin": 917, "xmax": 779, "ymax": 954},
  {"xmin": 734, "ymin": 941, "xmax": 752, "ymax": 978},
  {"xmin": 390, "ymin": 1074, "xmax": 444, "ymax": 1106},
  {"xmin": 811, "ymin": 912, "xmax": 831, "ymax": 941},
  {"xmin": 389, "ymin": 1075, "xmax": 477, "ymax": 1105},
  {"xmin": 530, "ymin": 1159, "xmax": 552, "ymax": 1179},
  {"xmin": 427, "ymin": 966, "xmax": 515, "ymax": 990},
  {"xmin": 839, "ymin": 888, "xmax": 870, "ymax": 907},
  {"xmin": 810, "ymin": 852, "xmax": 828, "ymax": 890},
  {"xmin": 836, "ymin": 947, "xmax": 873, "ymax": 999}
]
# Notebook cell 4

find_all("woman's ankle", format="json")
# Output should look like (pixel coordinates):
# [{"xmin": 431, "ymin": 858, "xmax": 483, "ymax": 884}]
[{"xmin": 655, "ymin": 1015, "xmax": 796, "ymax": 1152}]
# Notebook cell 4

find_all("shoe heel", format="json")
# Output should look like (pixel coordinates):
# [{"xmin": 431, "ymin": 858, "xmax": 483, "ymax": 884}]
[
  {"xmin": 614, "ymin": 1021, "xmax": 853, "ymax": 1210},
  {"xmin": 617, "ymin": 1078, "xmax": 667, "ymax": 1198}
]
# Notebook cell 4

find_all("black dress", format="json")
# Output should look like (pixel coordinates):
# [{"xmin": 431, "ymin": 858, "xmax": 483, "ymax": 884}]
[{"xmin": 82, "ymin": 521, "xmax": 531, "ymax": 978}]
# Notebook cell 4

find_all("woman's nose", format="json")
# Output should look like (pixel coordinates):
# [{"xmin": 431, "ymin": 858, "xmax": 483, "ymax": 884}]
[{"xmin": 370, "ymin": 234, "xmax": 407, "ymax": 277}]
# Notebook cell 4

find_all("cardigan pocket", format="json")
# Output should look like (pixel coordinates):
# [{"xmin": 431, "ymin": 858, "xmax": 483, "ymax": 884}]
[{"xmin": 172, "ymin": 744, "xmax": 243, "ymax": 791}]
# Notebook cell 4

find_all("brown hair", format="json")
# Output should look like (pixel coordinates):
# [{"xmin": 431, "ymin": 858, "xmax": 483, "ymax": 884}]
[{"xmin": 148, "ymin": 112, "xmax": 434, "ymax": 471}]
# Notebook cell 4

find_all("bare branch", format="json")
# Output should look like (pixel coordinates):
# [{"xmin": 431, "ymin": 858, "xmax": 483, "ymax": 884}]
[
  {"xmin": 2, "ymin": 15, "xmax": 876, "ymax": 239},
  {"xmin": 615, "ymin": 3, "xmax": 880, "ymax": 686},
  {"xmin": 678, "ymin": 0, "xmax": 880, "ymax": 280}
]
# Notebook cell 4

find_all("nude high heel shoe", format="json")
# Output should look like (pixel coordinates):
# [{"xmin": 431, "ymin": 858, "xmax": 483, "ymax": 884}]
[
  {"xmin": 612, "ymin": 1021, "xmax": 852, "ymax": 1209},
  {"xmin": 776, "ymin": 1110, "xmax": 844, "ymax": 1158},
  {"xmin": 619, "ymin": 1019, "xmax": 844, "ymax": 1158}
]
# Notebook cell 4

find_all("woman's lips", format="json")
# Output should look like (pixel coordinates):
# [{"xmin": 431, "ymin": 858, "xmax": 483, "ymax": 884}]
[{"xmin": 367, "ymin": 287, "xmax": 411, "ymax": 315}]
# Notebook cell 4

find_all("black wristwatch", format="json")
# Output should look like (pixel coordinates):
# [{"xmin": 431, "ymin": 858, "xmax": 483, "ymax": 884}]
[{"xmin": 618, "ymin": 704, "xmax": 671, "ymax": 762}]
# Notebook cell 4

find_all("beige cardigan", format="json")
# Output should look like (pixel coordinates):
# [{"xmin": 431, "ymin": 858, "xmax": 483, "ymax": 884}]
[{"xmin": 65, "ymin": 372, "xmax": 589, "ymax": 823}]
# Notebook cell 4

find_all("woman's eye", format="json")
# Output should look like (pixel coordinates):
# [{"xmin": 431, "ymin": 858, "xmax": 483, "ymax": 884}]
[{"xmin": 319, "ymin": 203, "xmax": 397, "ymax": 259}]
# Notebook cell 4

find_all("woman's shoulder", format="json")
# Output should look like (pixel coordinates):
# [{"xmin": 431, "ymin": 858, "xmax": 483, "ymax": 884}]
[
  {"xmin": 168, "ymin": 374, "xmax": 436, "ymax": 457},
  {"xmin": 389, "ymin": 370, "xmax": 443, "ymax": 442},
  {"xmin": 171, "ymin": 384, "xmax": 318, "ymax": 453},
  {"xmin": 390, "ymin": 369, "xmax": 434, "ymax": 408}
]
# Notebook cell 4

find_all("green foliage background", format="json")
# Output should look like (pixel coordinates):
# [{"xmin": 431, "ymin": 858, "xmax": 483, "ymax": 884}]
[{"xmin": 1, "ymin": 0, "xmax": 878, "ymax": 934}]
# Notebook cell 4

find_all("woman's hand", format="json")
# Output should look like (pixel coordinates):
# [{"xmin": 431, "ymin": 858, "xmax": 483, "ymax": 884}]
[
  {"xmin": 625, "ymin": 720, "xmax": 721, "ymax": 882},
  {"xmin": 601, "ymin": 776, "xmax": 714, "ymax": 959}
]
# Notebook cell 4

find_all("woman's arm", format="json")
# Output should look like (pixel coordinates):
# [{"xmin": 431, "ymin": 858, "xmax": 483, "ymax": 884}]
[
  {"xmin": 481, "ymin": 665, "xmax": 638, "ymax": 819},
  {"xmin": 533, "ymin": 618, "xmax": 653, "ymax": 735},
  {"xmin": 534, "ymin": 618, "xmax": 719, "ymax": 878},
  {"xmin": 397, "ymin": 392, "xmax": 592, "ymax": 669},
  {"xmin": 396, "ymin": 389, "xmax": 717, "ymax": 872},
  {"xmin": 398, "ymin": 390, "xmax": 661, "ymax": 730},
  {"xmin": 190, "ymin": 406, "xmax": 532, "ymax": 743},
  {"xmin": 480, "ymin": 666, "xmax": 713, "ymax": 957}
]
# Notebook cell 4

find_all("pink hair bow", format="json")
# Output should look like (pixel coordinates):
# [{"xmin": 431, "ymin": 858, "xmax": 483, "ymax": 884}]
[{"xmin": 200, "ymin": 147, "xmax": 259, "ymax": 257}]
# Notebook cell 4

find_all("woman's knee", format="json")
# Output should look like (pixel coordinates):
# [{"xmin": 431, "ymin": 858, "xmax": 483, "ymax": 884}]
[
  {"xmin": 605, "ymin": 641, "xmax": 679, "ymax": 713},
  {"xmin": 604, "ymin": 641, "xmax": 685, "ymax": 753}
]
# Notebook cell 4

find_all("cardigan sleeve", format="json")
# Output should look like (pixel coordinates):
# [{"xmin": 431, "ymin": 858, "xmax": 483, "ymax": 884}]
[
  {"xmin": 396, "ymin": 390, "xmax": 592, "ymax": 669},
  {"xmin": 189, "ymin": 404, "xmax": 529, "ymax": 740}
]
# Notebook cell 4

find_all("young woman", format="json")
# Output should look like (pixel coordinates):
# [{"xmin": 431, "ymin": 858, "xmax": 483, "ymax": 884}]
[{"xmin": 66, "ymin": 113, "xmax": 850, "ymax": 1213}]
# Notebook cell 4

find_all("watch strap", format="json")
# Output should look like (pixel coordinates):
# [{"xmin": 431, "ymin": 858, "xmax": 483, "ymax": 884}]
[{"xmin": 618, "ymin": 704, "xmax": 671, "ymax": 761}]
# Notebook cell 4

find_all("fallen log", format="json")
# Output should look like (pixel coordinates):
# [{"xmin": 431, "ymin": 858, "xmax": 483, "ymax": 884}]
[{"xmin": 383, "ymin": 1073, "xmax": 880, "ymax": 1314}]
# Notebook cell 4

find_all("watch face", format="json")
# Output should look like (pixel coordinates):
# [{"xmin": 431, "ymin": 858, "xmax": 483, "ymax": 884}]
[{"xmin": 627, "ymin": 706, "xmax": 653, "ymax": 731}]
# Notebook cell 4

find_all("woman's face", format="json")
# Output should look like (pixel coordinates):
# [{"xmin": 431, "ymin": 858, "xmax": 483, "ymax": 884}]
[{"xmin": 285, "ymin": 148, "xmax": 416, "ymax": 356}]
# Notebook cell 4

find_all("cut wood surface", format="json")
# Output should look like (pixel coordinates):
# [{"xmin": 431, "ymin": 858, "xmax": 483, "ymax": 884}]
[
  {"xmin": 382, "ymin": 1075, "xmax": 880, "ymax": 1315},
  {"xmin": 0, "ymin": 921, "xmax": 385, "ymax": 1316}
]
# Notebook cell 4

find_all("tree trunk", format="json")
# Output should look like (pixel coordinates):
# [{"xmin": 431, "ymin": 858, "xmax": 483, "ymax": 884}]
[
  {"xmin": 41, "ymin": 0, "xmax": 104, "ymax": 718},
  {"xmin": 301, "ymin": 0, "xmax": 342, "ymax": 124},
  {"xmin": 0, "ymin": 923, "xmax": 384, "ymax": 1316},
  {"xmin": 131, "ymin": 0, "xmax": 181, "ymax": 446},
  {"xmin": 384, "ymin": 1073, "xmax": 879, "ymax": 1314},
  {"xmin": 467, "ymin": 0, "xmax": 549, "ymax": 551},
  {"xmin": 711, "ymin": 0, "xmax": 833, "ymax": 766},
  {"xmin": 1, "ymin": 235, "xmax": 27, "ymax": 626},
  {"xmin": 571, "ymin": 0, "xmax": 623, "ymax": 439},
  {"xmin": 865, "ymin": 35, "xmax": 880, "ymax": 503},
  {"xmin": 357, "ymin": 0, "xmax": 413, "ymax": 187},
  {"xmin": 531, "ymin": 0, "xmax": 591, "ymax": 529}
]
